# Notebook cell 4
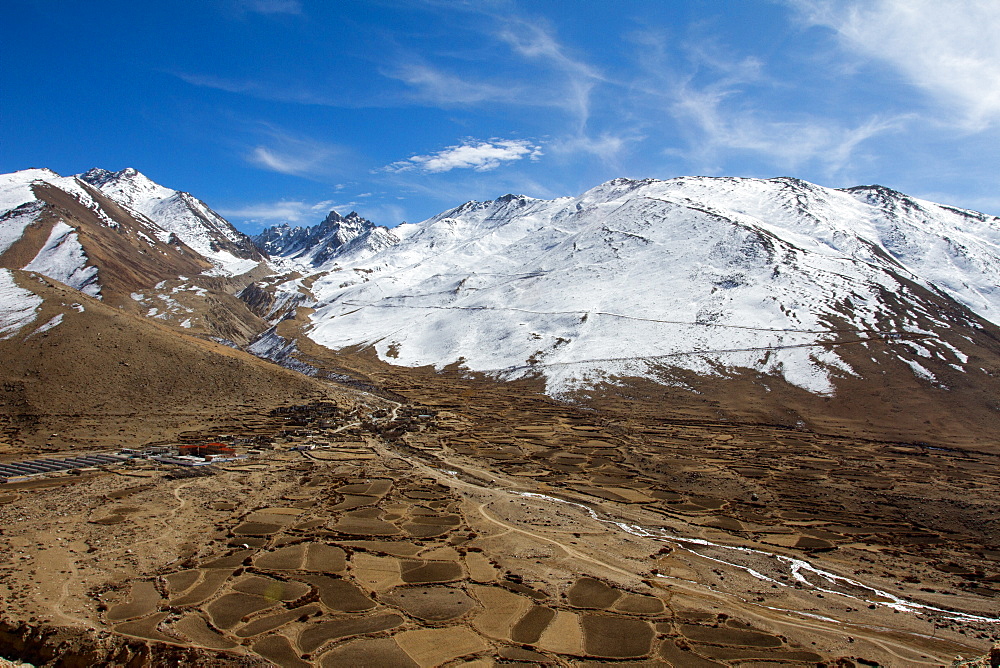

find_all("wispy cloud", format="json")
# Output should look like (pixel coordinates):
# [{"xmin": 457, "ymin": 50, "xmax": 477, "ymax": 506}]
[
  {"xmin": 175, "ymin": 72, "xmax": 349, "ymax": 107},
  {"xmin": 249, "ymin": 147, "xmax": 313, "ymax": 175},
  {"xmin": 495, "ymin": 19, "xmax": 606, "ymax": 131},
  {"xmin": 239, "ymin": 0, "xmax": 302, "ymax": 15},
  {"xmin": 789, "ymin": 0, "xmax": 1000, "ymax": 130},
  {"xmin": 547, "ymin": 132, "xmax": 640, "ymax": 167},
  {"xmin": 220, "ymin": 198, "xmax": 409, "ymax": 228},
  {"xmin": 218, "ymin": 199, "xmax": 334, "ymax": 225},
  {"xmin": 668, "ymin": 79, "xmax": 906, "ymax": 175},
  {"xmin": 382, "ymin": 62, "xmax": 518, "ymax": 106},
  {"xmin": 628, "ymin": 30, "xmax": 905, "ymax": 177},
  {"xmin": 384, "ymin": 139, "xmax": 543, "ymax": 174},
  {"xmin": 245, "ymin": 130, "xmax": 344, "ymax": 177},
  {"xmin": 186, "ymin": 2, "xmax": 613, "ymax": 161},
  {"xmin": 382, "ymin": 6, "xmax": 607, "ymax": 146}
]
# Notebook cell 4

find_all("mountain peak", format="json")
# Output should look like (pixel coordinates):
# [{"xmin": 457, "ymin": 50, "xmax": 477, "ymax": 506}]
[
  {"xmin": 76, "ymin": 167, "xmax": 264, "ymax": 273},
  {"xmin": 320, "ymin": 210, "xmax": 370, "ymax": 228},
  {"xmin": 80, "ymin": 167, "xmax": 114, "ymax": 185},
  {"xmin": 495, "ymin": 193, "xmax": 525, "ymax": 203},
  {"xmin": 79, "ymin": 166, "xmax": 146, "ymax": 187},
  {"xmin": 253, "ymin": 209, "xmax": 391, "ymax": 266}
]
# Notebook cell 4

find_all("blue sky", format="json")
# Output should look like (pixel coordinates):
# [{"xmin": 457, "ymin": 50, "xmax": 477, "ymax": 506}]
[{"xmin": 4, "ymin": 0, "xmax": 1000, "ymax": 231}]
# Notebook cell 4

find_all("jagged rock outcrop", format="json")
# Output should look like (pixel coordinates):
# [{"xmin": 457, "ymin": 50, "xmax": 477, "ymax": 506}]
[{"xmin": 253, "ymin": 210, "xmax": 398, "ymax": 266}]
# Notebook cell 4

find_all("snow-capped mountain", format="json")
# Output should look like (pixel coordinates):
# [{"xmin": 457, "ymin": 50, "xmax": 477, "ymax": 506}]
[
  {"xmin": 0, "ymin": 168, "xmax": 211, "ymax": 299},
  {"xmin": 0, "ymin": 168, "xmax": 270, "ymax": 343},
  {"xmin": 4, "ymin": 165, "xmax": 1000, "ymax": 443},
  {"xmin": 253, "ymin": 210, "xmax": 399, "ymax": 266},
  {"xmin": 80, "ymin": 167, "xmax": 265, "ymax": 275},
  {"xmin": 253, "ymin": 176, "xmax": 1000, "ymax": 400},
  {"xmin": 5, "ymin": 165, "xmax": 1000, "ymax": 406}
]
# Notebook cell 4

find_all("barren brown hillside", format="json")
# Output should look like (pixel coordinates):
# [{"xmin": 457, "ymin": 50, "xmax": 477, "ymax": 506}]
[{"xmin": 0, "ymin": 270, "xmax": 363, "ymax": 455}]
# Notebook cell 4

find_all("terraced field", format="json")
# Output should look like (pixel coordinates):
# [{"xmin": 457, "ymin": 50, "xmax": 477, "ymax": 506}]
[
  {"xmin": 93, "ymin": 461, "xmax": 833, "ymax": 666},
  {"xmin": 1, "ymin": 366, "xmax": 998, "ymax": 665}
]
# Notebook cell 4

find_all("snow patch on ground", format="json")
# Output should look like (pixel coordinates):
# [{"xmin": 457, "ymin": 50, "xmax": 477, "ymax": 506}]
[
  {"xmin": 937, "ymin": 339, "xmax": 969, "ymax": 364},
  {"xmin": 0, "ymin": 201, "xmax": 44, "ymax": 254},
  {"xmin": 248, "ymin": 326, "xmax": 320, "ymax": 376},
  {"xmin": 903, "ymin": 341, "xmax": 933, "ymax": 358},
  {"xmin": 903, "ymin": 359, "xmax": 936, "ymax": 382},
  {"xmin": 171, "ymin": 284, "xmax": 207, "ymax": 297},
  {"xmin": 32, "ymin": 313, "xmax": 63, "ymax": 335},
  {"xmin": 201, "ymin": 252, "xmax": 260, "ymax": 277}
]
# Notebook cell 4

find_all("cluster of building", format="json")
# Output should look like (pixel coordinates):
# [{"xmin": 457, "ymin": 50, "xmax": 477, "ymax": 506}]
[
  {"xmin": 0, "ymin": 453, "xmax": 130, "ymax": 483},
  {"xmin": 120, "ymin": 442, "xmax": 249, "ymax": 466},
  {"xmin": 0, "ymin": 442, "xmax": 255, "ymax": 484}
]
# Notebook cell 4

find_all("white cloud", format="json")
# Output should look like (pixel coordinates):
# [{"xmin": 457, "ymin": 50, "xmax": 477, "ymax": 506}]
[
  {"xmin": 175, "ymin": 72, "xmax": 341, "ymax": 106},
  {"xmin": 627, "ymin": 31, "xmax": 905, "ymax": 176},
  {"xmin": 383, "ymin": 11, "xmax": 605, "ymax": 134},
  {"xmin": 789, "ymin": 0, "xmax": 1000, "ymax": 130},
  {"xmin": 385, "ymin": 139, "xmax": 543, "ymax": 174},
  {"xmin": 547, "ymin": 132, "xmax": 640, "ymax": 166},
  {"xmin": 250, "ymin": 147, "xmax": 312, "ymax": 175},
  {"xmin": 496, "ymin": 20, "xmax": 606, "ymax": 130}
]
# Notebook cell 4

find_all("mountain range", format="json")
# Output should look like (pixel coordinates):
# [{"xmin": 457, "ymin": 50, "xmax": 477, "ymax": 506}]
[
  {"xmin": 2, "ymin": 166, "xmax": 1000, "ymax": 448},
  {"xmin": 3, "ymin": 165, "xmax": 1000, "ymax": 666}
]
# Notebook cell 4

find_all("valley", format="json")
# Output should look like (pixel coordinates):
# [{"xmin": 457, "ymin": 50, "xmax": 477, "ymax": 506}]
[
  {"xmin": 2, "ymin": 167, "xmax": 999, "ymax": 665},
  {"xmin": 1, "ymin": 358, "xmax": 998, "ymax": 666}
]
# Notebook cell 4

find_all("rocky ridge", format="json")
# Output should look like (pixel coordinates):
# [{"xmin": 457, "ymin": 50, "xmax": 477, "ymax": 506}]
[{"xmin": 253, "ymin": 210, "xmax": 398, "ymax": 267}]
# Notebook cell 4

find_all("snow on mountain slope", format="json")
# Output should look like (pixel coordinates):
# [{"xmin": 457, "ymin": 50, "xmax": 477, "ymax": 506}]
[
  {"xmin": 0, "ymin": 201, "xmax": 43, "ymax": 256},
  {"xmin": 80, "ymin": 168, "xmax": 265, "ymax": 275},
  {"xmin": 296, "ymin": 177, "xmax": 1000, "ymax": 397},
  {"xmin": 0, "ymin": 268, "xmax": 42, "ymax": 338},
  {"xmin": 637, "ymin": 176, "xmax": 1000, "ymax": 323},
  {"xmin": 23, "ymin": 222, "xmax": 100, "ymax": 296},
  {"xmin": 0, "ymin": 169, "xmax": 54, "ymax": 214},
  {"xmin": 1, "ymin": 168, "xmax": 120, "ymax": 230}
]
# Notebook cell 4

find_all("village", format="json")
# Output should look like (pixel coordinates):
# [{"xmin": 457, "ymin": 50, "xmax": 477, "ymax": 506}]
[{"xmin": 0, "ymin": 401, "xmax": 440, "ymax": 486}]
